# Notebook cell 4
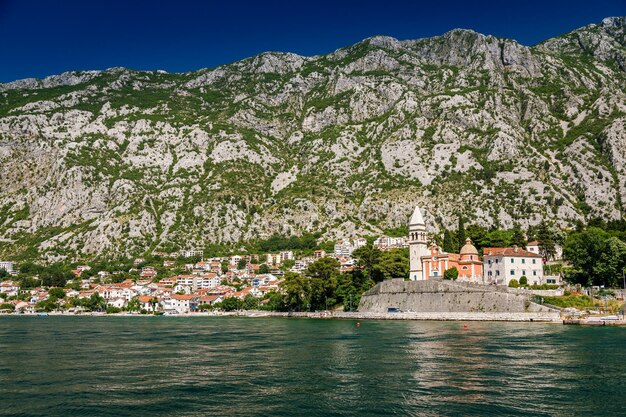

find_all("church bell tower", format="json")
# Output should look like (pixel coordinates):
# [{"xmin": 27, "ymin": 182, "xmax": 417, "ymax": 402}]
[{"xmin": 409, "ymin": 206, "xmax": 428, "ymax": 280}]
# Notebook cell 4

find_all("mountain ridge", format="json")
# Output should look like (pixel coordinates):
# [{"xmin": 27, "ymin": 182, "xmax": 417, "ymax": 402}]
[{"xmin": 0, "ymin": 16, "xmax": 625, "ymax": 261}]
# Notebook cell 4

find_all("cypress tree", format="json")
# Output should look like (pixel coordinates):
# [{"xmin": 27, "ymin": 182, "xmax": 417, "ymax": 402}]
[
  {"xmin": 443, "ymin": 229, "xmax": 457, "ymax": 253},
  {"xmin": 457, "ymin": 217, "xmax": 466, "ymax": 252}
]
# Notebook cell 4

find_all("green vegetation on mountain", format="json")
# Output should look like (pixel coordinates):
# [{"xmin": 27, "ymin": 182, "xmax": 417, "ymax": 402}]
[{"xmin": 0, "ymin": 17, "xmax": 625, "ymax": 261}]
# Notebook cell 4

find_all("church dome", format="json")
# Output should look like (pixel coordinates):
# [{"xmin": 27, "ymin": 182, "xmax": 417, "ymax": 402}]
[{"xmin": 460, "ymin": 238, "xmax": 478, "ymax": 255}]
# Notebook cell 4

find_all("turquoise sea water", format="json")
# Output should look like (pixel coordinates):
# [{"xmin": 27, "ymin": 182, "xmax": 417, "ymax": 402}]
[{"xmin": 0, "ymin": 317, "xmax": 624, "ymax": 416}]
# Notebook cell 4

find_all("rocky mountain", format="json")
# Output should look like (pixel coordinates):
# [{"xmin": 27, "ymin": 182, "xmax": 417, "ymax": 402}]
[{"xmin": 1, "ymin": 17, "xmax": 625, "ymax": 261}]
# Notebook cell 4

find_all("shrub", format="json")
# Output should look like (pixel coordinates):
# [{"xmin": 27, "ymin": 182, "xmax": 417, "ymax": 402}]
[
  {"xmin": 519, "ymin": 276, "xmax": 528, "ymax": 286},
  {"xmin": 443, "ymin": 267, "xmax": 459, "ymax": 281},
  {"xmin": 508, "ymin": 279, "xmax": 520, "ymax": 288},
  {"xmin": 106, "ymin": 307, "xmax": 122, "ymax": 314}
]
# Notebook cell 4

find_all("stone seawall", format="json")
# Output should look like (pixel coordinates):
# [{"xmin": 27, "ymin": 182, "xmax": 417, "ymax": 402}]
[
  {"xmin": 273, "ymin": 311, "xmax": 560, "ymax": 322},
  {"xmin": 358, "ymin": 279, "xmax": 556, "ymax": 314}
]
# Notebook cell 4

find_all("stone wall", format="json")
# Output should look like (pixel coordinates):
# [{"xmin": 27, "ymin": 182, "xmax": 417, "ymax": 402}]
[{"xmin": 358, "ymin": 279, "xmax": 556, "ymax": 313}]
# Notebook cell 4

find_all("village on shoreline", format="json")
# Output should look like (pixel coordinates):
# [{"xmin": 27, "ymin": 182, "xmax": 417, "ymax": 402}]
[{"xmin": 2, "ymin": 207, "xmax": 626, "ymax": 324}]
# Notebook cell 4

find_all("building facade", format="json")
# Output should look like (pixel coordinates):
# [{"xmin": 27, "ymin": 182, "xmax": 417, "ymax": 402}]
[
  {"xmin": 421, "ymin": 238, "xmax": 483, "ymax": 282},
  {"xmin": 408, "ymin": 206, "xmax": 429, "ymax": 281},
  {"xmin": 0, "ymin": 261, "xmax": 14, "ymax": 274},
  {"xmin": 483, "ymin": 246, "xmax": 544, "ymax": 286}
]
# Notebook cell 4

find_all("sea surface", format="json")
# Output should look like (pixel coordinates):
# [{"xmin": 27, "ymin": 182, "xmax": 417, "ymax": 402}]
[{"xmin": 0, "ymin": 317, "xmax": 624, "ymax": 416}]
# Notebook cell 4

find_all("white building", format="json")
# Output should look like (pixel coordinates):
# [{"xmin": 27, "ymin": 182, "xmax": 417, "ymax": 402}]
[
  {"xmin": 334, "ymin": 240, "xmax": 355, "ymax": 257},
  {"xmin": 175, "ymin": 275, "xmax": 220, "ymax": 292},
  {"xmin": 107, "ymin": 298, "xmax": 127, "ymax": 309},
  {"xmin": 0, "ymin": 261, "xmax": 14, "ymax": 274},
  {"xmin": 526, "ymin": 241, "xmax": 541, "ymax": 255},
  {"xmin": 483, "ymin": 246, "xmax": 544, "ymax": 286},
  {"xmin": 163, "ymin": 294, "xmax": 199, "ymax": 313},
  {"xmin": 0, "ymin": 280, "xmax": 19, "ymax": 296},
  {"xmin": 279, "ymin": 251, "xmax": 294, "ymax": 262},
  {"xmin": 266, "ymin": 253, "xmax": 282, "ymax": 266},
  {"xmin": 373, "ymin": 236, "xmax": 409, "ymax": 250},
  {"xmin": 408, "ymin": 206, "xmax": 429, "ymax": 281},
  {"xmin": 353, "ymin": 238, "xmax": 367, "ymax": 249},
  {"xmin": 180, "ymin": 249, "xmax": 204, "ymax": 258}
]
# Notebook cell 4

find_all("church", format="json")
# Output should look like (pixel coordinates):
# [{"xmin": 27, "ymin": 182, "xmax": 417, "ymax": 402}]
[{"xmin": 408, "ymin": 206, "xmax": 483, "ymax": 282}]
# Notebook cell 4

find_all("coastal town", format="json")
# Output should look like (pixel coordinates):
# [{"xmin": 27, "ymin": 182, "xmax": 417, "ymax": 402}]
[{"xmin": 2, "ymin": 206, "xmax": 625, "ymax": 321}]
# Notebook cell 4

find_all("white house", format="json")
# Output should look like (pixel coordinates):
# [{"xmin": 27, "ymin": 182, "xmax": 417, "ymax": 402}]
[
  {"xmin": 0, "ymin": 261, "xmax": 14, "ymax": 274},
  {"xmin": 107, "ymin": 298, "xmax": 127, "ymax": 309},
  {"xmin": 163, "ymin": 294, "xmax": 199, "ymax": 313},
  {"xmin": 483, "ymin": 246, "xmax": 544, "ymax": 286},
  {"xmin": 0, "ymin": 280, "xmax": 19, "ymax": 296}
]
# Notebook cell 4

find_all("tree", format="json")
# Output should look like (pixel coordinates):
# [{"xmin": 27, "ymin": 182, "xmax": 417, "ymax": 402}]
[
  {"xmin": 352, "ymin": 244, "xmax": 382, "ymax": 281},
  {"xmin": 48, "ymin": 287, "xmax": 66, "ymax": 300},
  {"xmin": 35, "ymin": 299, "xmax": 58, "ymax": 312},
  {"xmin": 508, "ymin": 279, "xmax": 520, "ymax": 288},
  {"xmin": 372, "ymin": 249, "xmax": 409, "ymax": 281},
  {"xmin": 306, "ymin": 258, "xmax": 340, "ymax": 310},
  {"xmin": 594, "ymin": 237, "xmax": 626, "ymax": 288},
  {"xmin": 281, "ymin": 259, "xmax": 295, "ymax": 270},
  {"xmin": 0, "ymin": 268, "xmax": 8, "ymax": 279},
  {"xmin": 18, "ymin": 276, "xmax": 40, "ymax": 289},
  {"xmin": 536, "ymin": 221, "xmax": 564, "ymax": 260},
  {"xmin": 237, "ymin": 258, "xmax": 247, "ymax": 270},
  {"xmin": 40, "ymin": 266, "xmax": 73, "ymax": 288},
  {"xmin": 221, "ymin": 260, "xmax": 229, "ymax": 274},
  {"xmin": 443, "ymin": 267, "xmax": 459, "ymax": 281},
  {"xmin": 218, "ymin": 297, "xmax": 242, "ymax": 311},
  {"xmin": 457, "ymin": 217, "xmax": 466, "ymax": 252},
  {"xmin": 511, "ymin": 223, "xmax": 527, "ymax": 248},
  {"xmin": 150, "ymin": 297, "xmax": 159, "ymax": 312},
  {"xmin": 564, "ymin": 227, "xmax": 611, "ymax": 286},
  {"xmin": 242, "ymin": 294, "xmax": 259, "ymax": 310},
  {"xmin": 480, "ymin": 230, "xmax": 512, "ymax": 249},
  {"xmin": 0, "ymin": 302, "xmax": 14, "ymax": 311},
  {"xmin": 85, "ymin": 293, "xmax": 107, "ymax": 312},
  {"xmin": 443, "ymin": 229, "xmax": 457, "ymax": 253},
  {"xmin": 281, "ymin": 272, "xmax": 310, "ymax": 311},
  {"xmin": 519, "ymin": 276, "xmax": 528, "ymax": 286},
  {"xmin": 259, "ymin": 264, "xmax": 270, "ymax": 274},
  {"xmin": 127, "ymin": 297, "xmax": 140, "ymax": 312}
]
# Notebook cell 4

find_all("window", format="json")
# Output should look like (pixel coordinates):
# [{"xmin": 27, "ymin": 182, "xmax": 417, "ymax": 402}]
[
  {"xmin": 547, "ymin": 279, "xmax": 556, "ymax": 284},
  {"xmin": 522, "ymin": 259, "xmax": 525, "ymax": 264},
  {"xmin": 532, "ymin": 259, "xmax": 536, "ymax": 264},
  {"xmin": 533, "ymin": 271, "xmax": 537, "ymax": 276},
  {"xmin": 511, "ymin": 258, "xmax": 514, "ymax": 263},
  {"xmin": 433, "ymin": 271, "xmax": 438, "ymax": 277},
  {"xmin": 495, "ymin": 259, "xmax": 499, "ymax": 264},
  {"xmin": 522, "ymin": 270, "xmax": 526, "ymax": 276},
  {"xmin": 510, "ymin": 270, "xmax": 515, "ymax": 275},
  {"xmin": 488, "ymin": 260, "xmax": 491, "ymax": 265},
  {"xmin": 496, "ymin": 271, "xmax": 500, "ymax": 276}
]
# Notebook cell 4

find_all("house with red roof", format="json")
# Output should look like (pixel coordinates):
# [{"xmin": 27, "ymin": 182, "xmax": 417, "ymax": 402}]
[{"xmin": 483, "ymin": 246, "xmax": 543, "ymax": 286}]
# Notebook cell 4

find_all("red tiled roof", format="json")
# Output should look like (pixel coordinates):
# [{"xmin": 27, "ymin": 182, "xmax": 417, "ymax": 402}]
[
  {"xmin": 171, "ymin": 294, "xmax": 196, "ymax": 300},
  {"xmin": 483, "ymin": 247, "xmax": 542, "ymax": 257}
]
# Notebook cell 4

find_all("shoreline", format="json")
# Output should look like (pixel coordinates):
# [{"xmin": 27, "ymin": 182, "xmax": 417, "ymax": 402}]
[{"xmin": 1, "ymin": 310, "xmax": 566, "ymax": 322}]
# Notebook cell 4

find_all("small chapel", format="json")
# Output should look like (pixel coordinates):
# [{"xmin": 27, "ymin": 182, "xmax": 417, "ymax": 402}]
[{"xmin": 408, "ymin": 205, "xmax": 483, "ymax": 282}]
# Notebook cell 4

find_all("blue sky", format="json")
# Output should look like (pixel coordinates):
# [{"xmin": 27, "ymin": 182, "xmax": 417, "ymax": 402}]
[{"xmin": 0, "ymin": 0, "xmax": 624, "ymax": 82}]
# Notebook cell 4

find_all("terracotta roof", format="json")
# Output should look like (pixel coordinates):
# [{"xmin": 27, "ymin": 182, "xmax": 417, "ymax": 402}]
[
  {"xmin": 483, "ymin": 247, "xmax": 542, "ymax": 257},
  {"xmin": 460, "ymin": 238, "xmax": 479, "ymax": 255},
  {"xmin": 527, "ymin": 241, "xmax": 540, "ymax": 246},
  {"xmin": 171, "ymin": 294, "xmax": 197, "ymax": 300},
  {"xmin": 199, "ymin": 295, "xmax": 220, "ymax": 302}
]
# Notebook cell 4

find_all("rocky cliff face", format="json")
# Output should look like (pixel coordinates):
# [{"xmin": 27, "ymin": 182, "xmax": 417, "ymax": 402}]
[{"xmin": 1, "ymin": 17, "xmax": 625, "ymax": 261}]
